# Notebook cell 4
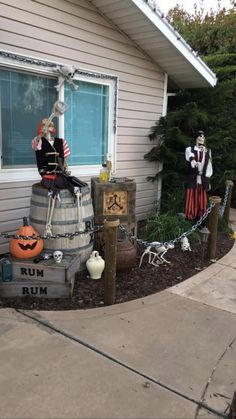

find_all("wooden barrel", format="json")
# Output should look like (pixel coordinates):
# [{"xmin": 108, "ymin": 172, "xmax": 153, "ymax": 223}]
[{"xmin": 29, "ymin": 183, "xmax": 94, "ymax": 264}]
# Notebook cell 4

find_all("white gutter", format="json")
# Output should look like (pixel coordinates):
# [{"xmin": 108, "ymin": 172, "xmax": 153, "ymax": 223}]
[{"xmin": 131, "ymin": 0, "xmax": 217, "ymax": 87}]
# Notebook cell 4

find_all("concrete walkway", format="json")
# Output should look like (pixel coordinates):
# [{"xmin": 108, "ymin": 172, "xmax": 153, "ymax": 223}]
[{"xmin": 0, "ymin": 210, "xmax": 235, "ymax": 419}]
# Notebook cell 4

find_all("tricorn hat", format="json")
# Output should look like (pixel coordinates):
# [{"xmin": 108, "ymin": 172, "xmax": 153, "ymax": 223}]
[{"xmin": 196, "ymin": 130, "xmax": 204, "ymax": 138}]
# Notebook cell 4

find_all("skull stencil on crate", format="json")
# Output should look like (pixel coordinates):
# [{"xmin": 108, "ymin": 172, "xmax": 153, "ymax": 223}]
[
  {"xmin": 53, "ymin": 250, "xmax": 63, "ymax": 263},
  {"xmin": 54, "ymin": 65, "xmax": 79, "ymax": 92}
]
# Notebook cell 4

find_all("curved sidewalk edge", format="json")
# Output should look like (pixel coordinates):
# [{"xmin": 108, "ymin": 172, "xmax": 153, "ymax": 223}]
[{"xmin": 168, "ymin": 208, "xmax": 236, "ymax": 315}]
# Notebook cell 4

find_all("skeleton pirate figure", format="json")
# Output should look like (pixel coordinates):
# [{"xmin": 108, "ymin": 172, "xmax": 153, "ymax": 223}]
[
  {"xmin": 32, "ymin": 101, "xmax": 88, "ymax": 235},
  {"xmin": 184, "ymin": 131, "xmax": 213, "ymax": 221}
]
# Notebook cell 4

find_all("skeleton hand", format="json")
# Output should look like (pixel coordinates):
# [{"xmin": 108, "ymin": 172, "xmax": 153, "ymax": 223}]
[{"xmin": 190, "ymin": 159, "xmax": 197, "ymax": 169}]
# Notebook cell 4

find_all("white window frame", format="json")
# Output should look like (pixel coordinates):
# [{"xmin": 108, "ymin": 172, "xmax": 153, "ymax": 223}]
[{"xmin": 0, "ymin": 52, "xmax": 117, "ymax": 183}]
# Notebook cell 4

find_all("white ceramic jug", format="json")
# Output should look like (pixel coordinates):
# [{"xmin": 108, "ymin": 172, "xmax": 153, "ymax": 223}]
[{"xmin": 86, "ymin": 250, "xmax": 105, "ymax": 279}]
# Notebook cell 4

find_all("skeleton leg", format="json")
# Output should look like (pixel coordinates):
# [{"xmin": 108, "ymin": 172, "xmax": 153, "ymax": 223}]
[
  {"xmin": 44, "ymin": 195, "xmax": 52, "ymax": 236},
  {"xmin": 139, "ymin": 249, "xmax": 148, "ymax": 268},
  {"xmin": 139, "ymin": 248, "xmax": 159, "ymax": 268},
  {"xmin": 159, "ymin": 249, "xmax": 171, "ymax": 264},
  {"xmin": 44, "ymin": 196, "xmax": 56, "ymax": 236},
  {"xmin": 150, "ymin": 252, "xmax": 161, "ymax": 267},
  {"xmin": 139, "ymin": 247, "xmax": 152, "ymax": 267},
  {"xmin": 75, "ymin": 191, "xmax": 84, "ymax": 232},
  {"xmin": 148, "ymin": 250, "xmax": 154, "ymax": 264}
]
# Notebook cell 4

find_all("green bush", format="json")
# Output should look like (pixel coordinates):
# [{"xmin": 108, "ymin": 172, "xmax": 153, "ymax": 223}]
[{"xmin": 144, "ymin": 213, "xmax": 200, "ymax": 244}]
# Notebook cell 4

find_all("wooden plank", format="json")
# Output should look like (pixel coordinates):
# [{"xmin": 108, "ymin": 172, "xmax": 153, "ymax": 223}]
[
  {"xmin": 119, "ymin": 90, "xmax": 161, "ymax": 104},
  {"xmin": 0, "ymin": 242, "xmax": 9, "ymax": 255},
  {"xmin": 119, "ymin": 80, "xmax": 164, "ymax": 95},
  {"xmin": 116, "ymin": 160, "xmax": 157, "ymax": 170},
  {"xmin": 137, "ymin": 196, "xmax": 157, "ymax": 207},
  {"xmin": 136, "ymin": 190, "xmax": 157, "ymax": 200},
  {"xmin": 115, "ymin": 167, "xmax": 157, "ymax": 176},
  {"xmin": 42, "ymin": 0, "xmax": 95, "ymax": 12},
  {"xmin": 117, "ymin": 136, "xmax": 155, "ymax": 145},
  {"xmin": 117, "ymin": 152, "xmax": 150, "ymax": 161},
  {"xmin": 118, "ymin": 109, "xmax": 159, "ymax": 121},
  {"xmin": 0, "ymin": 186, "xmax": 32, "ymax": 200},
  {"xmin": 118, "ymin": 143, "xmax": 156, "ymax": 153},
  {"xmin": 119, "ymin": 72, "xmax": 164, "ymax": 88},
  {"xmin": 0, "ymin": 278, "xmax": 75, "ymax": 298},
  {"xmin": 136, "ymin": 203, "xmax": 156, "ymax": 215},
  {"xmin": 136, "ymin": 182, "xmax": 159, "ymax": 191},
  {"xmin": 0, "ymin": 197, "xmax": 31, "ymax": 211},
  {"xmin": 118, "ymin": 101, "xmax": 162, "ymax": 113},
  {"xmin": 0, "ymin": 208, "xmax": 30, "ymax": 223},
  {"xmin": 117, "ymin": 127, "xmax": 149, "ymax": 137},
  {"xmin": 118, "ymin": 118, "xmax": 154, "ymax": 129},
  {"xmin": 0, "ymin": 180, "xmax": 35, "ymax": 189},
  {"xmin": 11, "ymin": 253, "xmax": 80, "ymax": 283},
  {"xmin": 0, "ymin": 220, "xmax": 23, "ymax": 245},
  {"xmin": 104, "ymin": 219, "xmax": 119, "ymax": 305}
]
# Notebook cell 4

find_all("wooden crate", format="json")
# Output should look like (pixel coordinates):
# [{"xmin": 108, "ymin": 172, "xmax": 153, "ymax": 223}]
[
  {"xmin": 91, "ymin": 177, "xmax": 136, "ymax": 225},
  {"xmin": 0, "ymin": 254, "xmax": 80, "ymax": 298}
]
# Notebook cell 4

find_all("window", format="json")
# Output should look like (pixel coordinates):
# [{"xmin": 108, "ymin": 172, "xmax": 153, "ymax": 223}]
[
  {"xmin": 0, "ymin": 68, "xmax": 57, "ymax": 168},
  {"xmin": 64, "ymin": 81, "xmax": 109, "ymax": 166},
  {"xmin": 0, "ymin": 56, "xmax": 116, "ymax": 182}
]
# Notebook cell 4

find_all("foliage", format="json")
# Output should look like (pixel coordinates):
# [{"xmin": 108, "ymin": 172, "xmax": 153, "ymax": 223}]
[
  {"xmin": 158, "ymin": 187, "xmax": 185, "ymax": 215},
  {"xmin": 145, "ymin": 2, "xmax": 236, "ymax": 210},
  {"xmin": 144, "ymin": 212, "xmax": 199, "ymax": 244},
  {"xmin": 218, "ymin": 215, "xmax": 231, "ymax": 233},
  {"xmin": 167, "ymin": 1, "xmax": 236, "ymax": 55}
]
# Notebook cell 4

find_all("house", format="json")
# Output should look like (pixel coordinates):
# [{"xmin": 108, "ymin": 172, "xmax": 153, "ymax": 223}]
[{"xmin": 0, "ymin": 0, "xmax": 217, "ymax": 254}]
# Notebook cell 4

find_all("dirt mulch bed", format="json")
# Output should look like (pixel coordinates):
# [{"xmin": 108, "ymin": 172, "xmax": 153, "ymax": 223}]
[{"xmin": 0, "ymin": 232, "xmax": 234, "ymax": 311}]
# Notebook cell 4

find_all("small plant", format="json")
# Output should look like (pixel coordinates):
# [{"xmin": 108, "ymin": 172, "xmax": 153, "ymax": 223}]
[
  {"xmin": 217, "ymin": 215, "xmax": 231, "ymax": 233},
  {"xmin": 144, "ymin": 212, "xmax": 199, "ymax": 244}
]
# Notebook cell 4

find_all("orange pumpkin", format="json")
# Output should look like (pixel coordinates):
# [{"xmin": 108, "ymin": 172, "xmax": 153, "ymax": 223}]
[{"xmin": 9, "ymin": 217, "xmax": 44, "ymax": 259}]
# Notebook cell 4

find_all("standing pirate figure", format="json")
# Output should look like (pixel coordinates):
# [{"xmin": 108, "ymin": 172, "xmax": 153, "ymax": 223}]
[
  {"xmin": 184, "ymin": 131, "xmax": 213, "ymax": 221},
  {"xmin": 32, "ymin": 100, "xmax": 88, "ymax": 235}
]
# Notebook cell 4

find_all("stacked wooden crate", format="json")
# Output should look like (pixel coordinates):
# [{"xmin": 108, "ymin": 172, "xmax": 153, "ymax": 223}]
[{"xmin": 0, "ymin": 254, "xmax": 80, "ymax": 298}]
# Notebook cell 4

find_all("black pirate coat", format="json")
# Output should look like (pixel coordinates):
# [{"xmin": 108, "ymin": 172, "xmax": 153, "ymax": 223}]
[
  {"xmin": 185, "ymin": 146, "xmax": 212, "ymax": 190},
  {"xmin": 35, "ymin": 137, "xmax": 64, "ymax": 176}
]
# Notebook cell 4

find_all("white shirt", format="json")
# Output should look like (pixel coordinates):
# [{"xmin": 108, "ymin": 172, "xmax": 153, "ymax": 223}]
[{"xmin": 185, "ymin": 145, "xmax": 213, "ymax": 184}]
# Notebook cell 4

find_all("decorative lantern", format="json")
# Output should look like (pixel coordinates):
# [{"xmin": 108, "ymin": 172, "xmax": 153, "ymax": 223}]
[{"xmin": 199, "ymin": 226, "xmax": 210, "ymax": 244}]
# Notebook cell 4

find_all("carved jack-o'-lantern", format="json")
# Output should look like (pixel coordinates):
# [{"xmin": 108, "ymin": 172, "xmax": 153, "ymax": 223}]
[{"xmin": 9, "ymin": 217, "xmax": 44, "ymax": 259}]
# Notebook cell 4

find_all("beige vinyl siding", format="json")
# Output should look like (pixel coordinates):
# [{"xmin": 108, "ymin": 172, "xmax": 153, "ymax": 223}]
[
  {"xmin": 0, "ymin": 0, "xmax": 164, "ymax": 253},
  {"xmin": 0, "ymin": 182, "xmax": 33, "ymax": 254}
]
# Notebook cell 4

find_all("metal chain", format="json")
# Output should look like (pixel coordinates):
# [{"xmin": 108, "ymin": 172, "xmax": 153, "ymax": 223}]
[
  {"xmin": 119, "ymin": 202, "xmax": 216, "ymax": 248},
  {"xmin": 0, "ymin": 224, "xmax": 103, "ymax": 241},
  {"xmin": 0, "ymin": 189, "xmax": 223, "ymax": 244},
  {"xmin": 219, "ymin": 185, "xmax": 230, "ymax": 217}
]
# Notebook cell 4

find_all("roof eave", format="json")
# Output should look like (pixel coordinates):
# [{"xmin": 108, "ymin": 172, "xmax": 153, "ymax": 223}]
[{"xmin": 132, "ymin": 0, "xmax": 217, "ymax": 88}]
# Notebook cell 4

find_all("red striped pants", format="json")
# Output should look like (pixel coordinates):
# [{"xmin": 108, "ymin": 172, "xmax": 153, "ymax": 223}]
[{"xmin": 185, "ymin": 185, "xmax": 207, "ymax": 220}]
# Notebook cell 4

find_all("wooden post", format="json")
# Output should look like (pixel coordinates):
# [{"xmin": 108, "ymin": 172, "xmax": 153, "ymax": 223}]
[
  {"xmin": 207, "ymin": 196, "xmax": 222, "ymax": 261},
  {"xmin": 104, "ymin": 219, "xmax": 119, "ymax": 305},
  {"xmin": 223, "ymin": 180, "xmax": 234, "ymax": 227}
]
